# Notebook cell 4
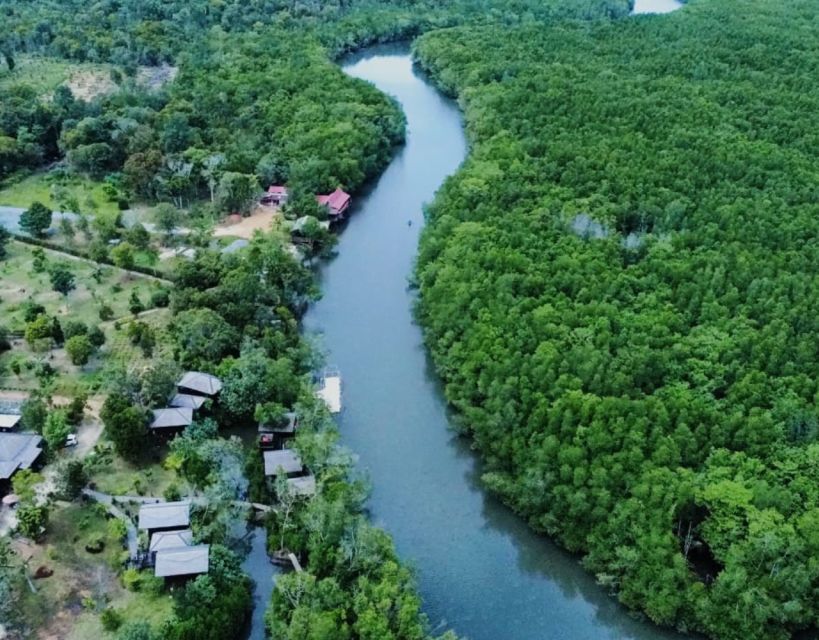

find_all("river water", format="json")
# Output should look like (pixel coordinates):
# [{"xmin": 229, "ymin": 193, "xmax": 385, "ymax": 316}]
[
  {"xmin": 632, "ymin": 0, "xmax": 683, "ymax": 14},
  {"xmin": 301, "ymin": 45, "xmax": 683, "ymax": 640}
]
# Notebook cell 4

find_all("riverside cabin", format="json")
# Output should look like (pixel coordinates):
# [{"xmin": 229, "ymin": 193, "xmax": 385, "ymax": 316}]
[
  {"xmin": 177, "ymin": 371, "xmax": 223, "ymax": 398},
  {"xmin": 262, "ymin": 185, "xmax": 289, "ymax": 206},
  {"xmin": 0, "ymin": 432, "xmax": 43, "ymax": 492},
  {"xmin": 316, "ymin": 188, "xmax": 351, "ymax": 220},
  {"xmin": 155, "ymin": 544, "xmax": 210, "ymax": 580},
  {"xmin": 0, "ymin": 414, "xmax": 21, "ymax": 432},
  {"xmin": 149, "ymin": 407, "xmax": 193, "ymax": 433},
  {"xmin": 138, "ymin": 501, "xmax": 191, "ymax": 537},
  {"xmin": 258, "ymin": 412, "xmax": 299, "ymax": 449}
]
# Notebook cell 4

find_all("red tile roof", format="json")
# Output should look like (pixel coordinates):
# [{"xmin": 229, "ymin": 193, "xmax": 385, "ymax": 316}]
[
  {"xmin": 316, "ymin": 188, "xmax": 351, "ymax": 215},
  {"xmin": 267, "ymin": 185, "xmax": 288, "ymax": 195}
]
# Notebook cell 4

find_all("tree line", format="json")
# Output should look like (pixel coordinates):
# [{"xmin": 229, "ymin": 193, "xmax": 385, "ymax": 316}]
[{"xmin": 413, "ymin": 1, "xmax": 819, "ymax": 638}]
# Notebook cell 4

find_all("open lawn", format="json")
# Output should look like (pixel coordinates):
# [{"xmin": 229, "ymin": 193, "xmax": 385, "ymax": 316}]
[
  {"xmin": 11, "ymin": 502, "xmax": 172, "ymax": 639},
  {"xmin": 85, "ymin": 441, "xmax": 180, "ymax": 499},
  {"xmin": 0, "ymin": 241, "xmax": 167, "ymax": 331},
  {"xmin": 0, "ymin": 56, "xmax": 114, "ymax": 96},
  {"xmin": 0, "ymin": 172, "xmax": 121, "ymax": 217}
]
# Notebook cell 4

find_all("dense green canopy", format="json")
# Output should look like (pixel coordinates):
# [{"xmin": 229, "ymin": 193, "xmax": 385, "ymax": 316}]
[{"xmin": 414, "ymin": 2, "xmax": 819, "ymax": 638}]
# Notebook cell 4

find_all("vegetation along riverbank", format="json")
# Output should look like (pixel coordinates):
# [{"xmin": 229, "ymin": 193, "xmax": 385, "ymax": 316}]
[
  {"xmin": 413, "ymin": 1, "xmax": 819, "ymax": 638},
  {"xmin": 0, "ymin": 0, "xmax": 632, "ymax": 639}
]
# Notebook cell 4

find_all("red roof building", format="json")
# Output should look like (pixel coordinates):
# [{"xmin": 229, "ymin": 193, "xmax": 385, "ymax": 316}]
[
  {"xmin": 316, "ymin": 188, "xmax": 351, "ymax": 218},
  {"xmin": 262, "ymin": 185, "xmax": 289, "ymax": 205}
]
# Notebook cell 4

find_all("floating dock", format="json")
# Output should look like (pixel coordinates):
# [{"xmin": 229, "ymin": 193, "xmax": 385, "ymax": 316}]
[{"xmin": 316, "ymin": 368, "xmax": 342, "ymax": 413}]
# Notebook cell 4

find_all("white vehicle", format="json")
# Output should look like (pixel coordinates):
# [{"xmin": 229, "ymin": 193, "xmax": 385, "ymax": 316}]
[{"xmin": 65, "ymin": 433, "xmax": 79, "ymax": 447}]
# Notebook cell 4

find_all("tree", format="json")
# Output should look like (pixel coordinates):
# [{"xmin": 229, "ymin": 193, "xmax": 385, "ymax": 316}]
[
  {"xmin": 101, "ymin": 393, "xmax": 147, "ymax": 461},
  {"xmin": 66, "ymin": 334, "xmax": 94, "ymax": 366},
  {"xmin": 116, "ymin": 621, "xmax": 156, "ymax": 640},
  {"xmin": 129, "ymin": 291, "xmax": 144, "ymax": 315},
  {"xmin": 171, "ymin": 308, "xmax": 239, "ymax": 369},
  {"xmin": 49, "ymin": 264, "xmax": 76, "ymax": 296},
  {"xmin": 153, "ymin": 203, "xmax": 181, "ymax": 239},
  {"xmin": 20, "ymin": 396, "xmax": 48, "ymax": 433},
  {"xmin": 111, "ymin": 242, "xmax": 136, "ymax": 270},
  {"xmin": 126, "ymin": 223, "xmax": 151, "ymax": 250},
  {"xmin": 0, "ymin": 224, "xmax": 9, "ymax": 259},
  {"xmin": 12, "ymin": 469, "xmax": 43, "ymax": 501},
  {"xmin": 88, "ymin": 325, "xmax": 106, "ymax": 347},
  {"xmin": 16, "ymin": 502, "xmax": 48, "ymax": 540},
  {"xmin": 43, "ymin": 410, "xmax": 71, "ymax": 451},
  {"xmin": 216, "ymin": 172, "xmax": 258, "ymax": 214},
  {"xmin": 19, "ymin": 201, "xmax": 52, "ymax": 237},
  {"xmin": 24, "ymin": 315, "xmax": 52, "ymax": 349},
  {"xmin": 66, "ymin": 392, "xmax": 87, "ymax": 425},
  {"xmin": 62, "ymin": 320, "xmax": 88, "ymax": 340},
  {"xmin": 139, "ymin": 360, "xmax": 180, "ymax": 408},
  {"xmin": 55, "ymin": 459, "xmax": 87, "ymax": 500}
]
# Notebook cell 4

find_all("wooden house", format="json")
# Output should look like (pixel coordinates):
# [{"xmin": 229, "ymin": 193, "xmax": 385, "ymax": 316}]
[{"xmin": 316, "ymin": 188, "xmax": 351, "ymax": 220}]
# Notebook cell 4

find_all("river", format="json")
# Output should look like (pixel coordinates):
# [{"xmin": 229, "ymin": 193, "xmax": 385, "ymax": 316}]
[
  {"xmin": 632, "ymin": 0, "xmax": 683, "ymax": 14},
  {"xmin": 299, "ymin": 45, "xmax": 684, "ymax": 640}
]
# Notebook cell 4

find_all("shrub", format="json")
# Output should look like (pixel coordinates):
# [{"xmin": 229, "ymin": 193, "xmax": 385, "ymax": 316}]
[
  {"xmin": 107, "ymin": 517, "xmax": 127, "ymax": 541},
  {"xmin": 101, "ymin": 607, "xmax": 123, "ymax": 632},
  {"xmin": 122, "ymin": 568, "xmax": 142, "ymax": 592},
  {"xmin": 85, "ymin": 533, "xmax": 105, "ymax": 553}
]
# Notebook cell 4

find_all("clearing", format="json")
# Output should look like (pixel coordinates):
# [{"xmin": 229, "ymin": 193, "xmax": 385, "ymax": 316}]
[{"xmin": 212, "ymin": 205, "xmax": 280, "ymax": 240}]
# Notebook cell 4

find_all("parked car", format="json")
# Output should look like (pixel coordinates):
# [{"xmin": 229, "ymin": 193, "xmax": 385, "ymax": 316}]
[{"xmin": 65, "ymin": 433, "xmax": 79, "ymax": 447}]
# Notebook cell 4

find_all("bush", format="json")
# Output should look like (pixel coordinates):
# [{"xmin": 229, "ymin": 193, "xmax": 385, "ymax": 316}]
[
  {"xmin": 107, "ymin": 517, "xmax": 127, "ymax": 542},
  {"xmin": 16, "ymin": 503, "xmax": 48, "ymax": 540},
  {"xmin": 99, "ymin": 304, "xmax": 115, "ymax": 321},
  {"xmin": 163, "ymin": 483, "xmax": 182, "ymax": 502},
  {"xmin": 121, "ymin": 568, "xmax": 142, "ymax": 591},
  {"xmin": 150, "ymin": 288, "xmax": 170, "ymax": 308},
  {"xmin": 85, "ymin": 533, "xmax": 105, "ymax": 553},
  {"xmin": 55, "ymin": 459, "xmax": 87, "ymax": 500},
  {"xmin": 100, "ymin": 607, "xmax": 123, "ymax": 631}
]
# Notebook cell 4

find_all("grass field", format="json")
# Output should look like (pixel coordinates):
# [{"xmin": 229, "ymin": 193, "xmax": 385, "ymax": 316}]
[
  {"xmin": 0, "ymin": 241, "xmax": 166, "ymax": 331},
  {"xmin": 0, "ymin": 55, "xmax": 115, "ymax": 98},
  {"xmin": 0, "ymin": 172, "xmax": 121, "ymax": 217},
  {"xmin": 13, "ymin": 502, "xmax": 173, "ymax": 639}
]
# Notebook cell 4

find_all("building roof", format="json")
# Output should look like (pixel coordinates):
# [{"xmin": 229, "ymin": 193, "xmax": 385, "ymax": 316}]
[
  {"xmin": 0, "ymin": 414, "xmax": 21, "ymax": 430},
  {"xmin": 138, "ymin": 501, "xmax": 191, "ymax": 531},
  {"xmin": 286, "ymin": 475, "xmax": 317, "ymax": 497},
  {"xmin": 0, "ymin": 433, "xmax": 43, "ymax": 480},
  {"xmin": 267, "ymin": 185, "xmax": 288, "ymax": 196},
  {"xmin": 150, "ymin": 407, "xmax": 193, "ymax": 429},
  {"xmin": 263, "ymin": 449, "xmax": 303, "ymax": 477},
  {"xmin": 155, "ymin": 544, "xmax": 209, "ymax": 578},
  {"xmin": 178, "ymin": 371, "xmax": 223, "ymax": 397},
  {"xmin": 149, "ymin": 529, "xmax": 194, "ymax": 553},
  {"xmin": 169, "ymin": 394, "xmax": 207, "ymax": 410},
  {"xmin": 259, "ymin": 412, "xmax": 298, "ymax": 434},
  {"xmin": 316, "ymin": 188, "xmax": 351, "ymax": 215}
]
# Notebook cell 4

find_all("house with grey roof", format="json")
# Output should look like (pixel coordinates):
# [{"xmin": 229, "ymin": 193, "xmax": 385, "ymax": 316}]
[
  {"xmin": 0, "ymin": 414, "xmax": 21, "ymax": 432},
  {"xmin": 178, "ymin": 371, "xmax": 223, "ymax": 397},
  {"xmin": 138, "ymin": 501, "xmax": 191, "ymax": 535},
  {"xmin": 169, "ymin": 393, "xmax": 207, "ymax": 410},
  {"xmin": 286, "ymin": 474, "xmax": 317, "ymax": 497},
  {"xmin": 150, "ymin": 407, "xmax": 193, "ymax": 431},
  {"xmin": 0, "ymin": 433, "xmax": 43, "ymax": 484},
  {"xmin": 155, "ymin": 544, "xmax": 210, "ymax": 578},
  {"xmin": 149, "ymin": 529, "xmax": 194, "ymax": 553},
  {"xmin": 263, "ymin": 449, "xmax": 303, "ymax": 478}
]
